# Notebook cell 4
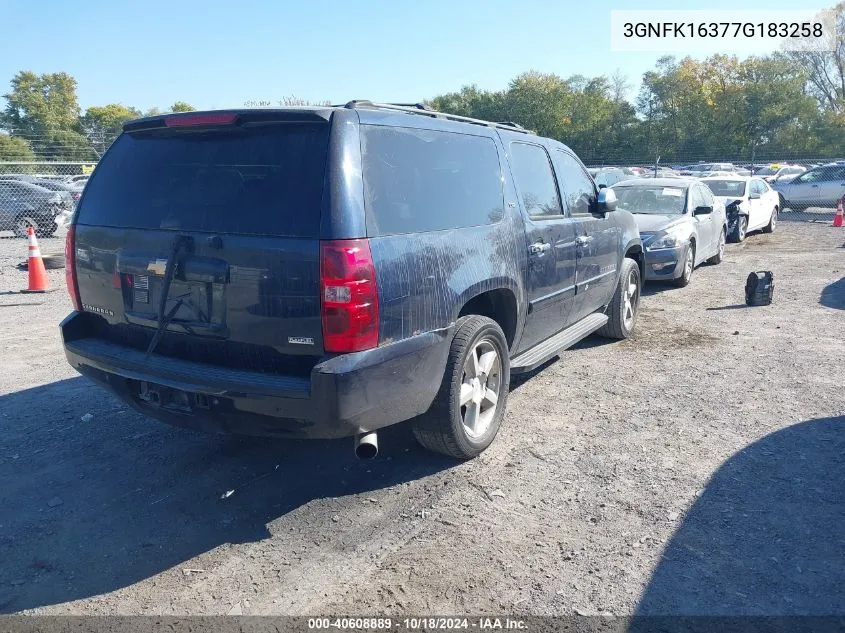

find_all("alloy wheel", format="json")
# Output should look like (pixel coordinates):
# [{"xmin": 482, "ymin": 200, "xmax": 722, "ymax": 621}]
[
  {"xmin": 459, "ymin": 338, "xmax": 503, "ymax": 440},
  {"xmin": 622, "ymin": 268, "xmax": 640, "ymax": 330}
]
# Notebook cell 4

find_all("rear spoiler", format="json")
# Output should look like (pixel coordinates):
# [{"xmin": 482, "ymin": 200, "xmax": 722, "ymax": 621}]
[{"xmin": 123, "ymin": 108, "xmax": 334, "ymax": 132}]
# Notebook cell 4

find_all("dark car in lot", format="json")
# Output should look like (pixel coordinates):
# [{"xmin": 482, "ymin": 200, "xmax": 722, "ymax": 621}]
[
  {"xmin": 0, "ymin": 179, "xmax": 71, "ymax": 237},
  {"xmin": 611, "ymin": 178, "xmax": 727, "ymax": 287},
  {"xmin": 61, "ymin": 102, "xmax": 643, "ymax": 459},
  {"xmin": 30, "ymin": 178, "xmax": 84, "ymax": 207}
]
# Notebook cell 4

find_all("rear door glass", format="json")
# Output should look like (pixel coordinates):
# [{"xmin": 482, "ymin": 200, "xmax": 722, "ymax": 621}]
[
  {"xmin": 77, "ymin": 123, "xmax": 329, "ymax": 237},
  {"xmin": 509, "ymin": 143, "xmax": 563, "ymax": 219},
  {"xmin": 360, "ymin": 125, "xmax": 504, "ymax": 236},
  {"xmin": 551, "ymin": 150, "xmax": 596, "ymax": 215}
]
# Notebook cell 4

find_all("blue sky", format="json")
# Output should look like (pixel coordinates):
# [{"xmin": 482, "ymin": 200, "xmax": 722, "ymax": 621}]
[{"xmin": 0, "ymin": 0, "xmax": 818, "ymax": 112}]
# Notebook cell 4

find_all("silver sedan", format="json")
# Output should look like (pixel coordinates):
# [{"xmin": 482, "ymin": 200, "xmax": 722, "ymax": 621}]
[{"xmin": 611, "ymin": 178, "xmax": 728, "ymax": 287}]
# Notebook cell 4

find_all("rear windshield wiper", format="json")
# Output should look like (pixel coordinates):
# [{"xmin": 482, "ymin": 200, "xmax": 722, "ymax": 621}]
[{"xmin": 145, "ymin": 235, "xmax": 192, "ymax": 358}]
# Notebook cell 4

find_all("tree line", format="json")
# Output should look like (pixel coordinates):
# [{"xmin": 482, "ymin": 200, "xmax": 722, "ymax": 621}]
[
  {"xmin": 2, "ymin": 3, "xmax": 844, "ymax": 166},
  {"xmin": 0, "ymin": 71, "xmax": 194, "ymax": 162}
]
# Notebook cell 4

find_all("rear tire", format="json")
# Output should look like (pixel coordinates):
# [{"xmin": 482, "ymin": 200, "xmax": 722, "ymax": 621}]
[
  {"xmin": 762, "ymin": 207, "xmax": 777, "ymax": 233},
  {"xmin": 13, "ymin": 214, "xmax": 39, "ymax": 238},
  {"xmin": 13, "ymin": 214, "xmax": 55, "ymax": 238},
  {"xmin": 707, "ymin": 229, "xmax": 726, "ymax": 264},
  {"xmin": 596, "ymin": 258, "xmax": 640, "ymax": 340},
  {"xmin": 412, "ymin": 316, "xmax": 510, "ymax": 459}
]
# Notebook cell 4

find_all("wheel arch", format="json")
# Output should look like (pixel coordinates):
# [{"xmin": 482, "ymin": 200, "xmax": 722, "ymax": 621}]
[{"xmin": 456, "ymin": 287, "xmax": 519, "ymax": 351}]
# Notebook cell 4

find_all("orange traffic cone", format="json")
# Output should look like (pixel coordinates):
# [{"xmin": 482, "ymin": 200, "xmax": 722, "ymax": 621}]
[
  {"xmin": 834, "ymin": 199, "xmax": 844, "ymax": 227},
  {"xmin": 21, "ymin": 227, "xmax": 50, "ymax": 293}
]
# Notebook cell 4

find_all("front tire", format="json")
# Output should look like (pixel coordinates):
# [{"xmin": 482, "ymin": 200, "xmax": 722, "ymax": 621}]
[
  {"xmin": 412, "ymin": 316, "xmax": 510, "ymax": 459},
  {"xmin": 729, "ymin": 215, "xmax": 747, "ymax": 243},
  {"xmin": 596, "ymin": 258, "xmax": 640, "ymax": 340},
  {"xmin": 673, "ymin": 243, "xmax": 695, "ymax": 287},
  {"xmin": 13, "ymin": 214, "xmax": 39, "ymax": 238}
]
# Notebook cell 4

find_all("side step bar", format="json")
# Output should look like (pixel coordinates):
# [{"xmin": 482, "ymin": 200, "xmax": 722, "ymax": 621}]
[{"xmin": 510, "ymin": 313, "xmax": 608, "ymax": 374}]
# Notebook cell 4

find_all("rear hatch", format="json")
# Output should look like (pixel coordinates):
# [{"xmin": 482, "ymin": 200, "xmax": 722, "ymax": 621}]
[{"xmin": 72, "ymin": 112, "xmax": 330, "ymax": 376}]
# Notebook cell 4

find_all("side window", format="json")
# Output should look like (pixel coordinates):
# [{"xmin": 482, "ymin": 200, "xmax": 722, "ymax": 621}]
[
  {"xmin": 361, "ymin": 126, "xmax": 505, "ymax": 235},
  {"xmin": 816, "ymin": 167, "xmax": 837, "ymax": 182},
  {"xmin": 552, "ymin": 150, "xmax": 596, "ymax": 215},
  {"xmin": 690, "ymin": 186, "xmax": 706, "ymax": 211},
  {"xmin": 794, "ymin": 169, "xmax": 820, "ymax": 184},
  {"xmin": 509, "ymin": 143, "xmax": 563, "ymax": 219},
  {"xmin": 832, "ymin": 166, "xmax": 845, "ymax": 181},
  {"xmin": 699, "ymin": 185, "xmax": 714, "ymax": 206}
]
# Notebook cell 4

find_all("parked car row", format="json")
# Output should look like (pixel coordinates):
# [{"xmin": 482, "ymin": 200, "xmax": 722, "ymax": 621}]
[
  {"xmin": 592, "ymin": 161, "xmax": 844, "ymax": 209},
  {"xmin": 0, "ymin": 173, "xmax": 87, "ymax": 236}
]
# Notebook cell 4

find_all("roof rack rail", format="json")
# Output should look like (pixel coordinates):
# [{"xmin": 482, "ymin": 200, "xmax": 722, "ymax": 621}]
[{"xmin": 340, "ymin": 100, "xmax": 534, "ymax": 135}]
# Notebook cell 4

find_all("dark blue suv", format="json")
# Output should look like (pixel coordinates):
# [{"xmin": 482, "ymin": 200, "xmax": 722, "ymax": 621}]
[{"xmin": 61, "ymin": 101, "xmax": 643, "ymax": 459}]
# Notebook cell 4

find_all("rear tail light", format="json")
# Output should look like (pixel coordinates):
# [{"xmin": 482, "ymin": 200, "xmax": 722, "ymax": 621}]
[
  {"xmin": 65, "ymin": 226, "xmax": 82, "ymax": 311},
  {"xmin": 320, "ymin": 239, "xmax": 379, "ymax": 353}
]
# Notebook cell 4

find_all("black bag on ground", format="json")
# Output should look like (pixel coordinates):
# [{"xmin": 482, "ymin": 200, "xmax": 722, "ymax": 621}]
[{"xmin": 745, "ymin": 271, "xmax": 774, "ymax": 306}]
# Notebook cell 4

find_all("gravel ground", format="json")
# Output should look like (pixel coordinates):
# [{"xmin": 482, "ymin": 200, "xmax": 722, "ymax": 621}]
[{"xmin": 0, "ymin": 214, "xmax": 843, "ymax": 617}]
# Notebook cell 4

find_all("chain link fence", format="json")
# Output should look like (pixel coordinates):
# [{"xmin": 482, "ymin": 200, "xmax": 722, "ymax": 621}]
[{"xmin": 0, "ymin": 162, "xmax": 94, "ymax": 238}]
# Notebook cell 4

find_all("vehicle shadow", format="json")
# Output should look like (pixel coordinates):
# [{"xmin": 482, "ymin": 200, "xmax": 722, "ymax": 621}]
[
  {"xmin": 642, "ymin": 282, "xmax": 678, "ymax": 296},
  {"xmin": 634, "ymin": 414, "xmax": 845, "ymax": 617},
  {"xmin": 820, "ymin": 277, "xmax": 845, "ymax": 311},
  {"xmin": 0, "ymin": 377, "xmax": 455, "ymax": 613},
  {"xmin": 705, "ymin": 304, "xmax": 749, "ymax": 311}
]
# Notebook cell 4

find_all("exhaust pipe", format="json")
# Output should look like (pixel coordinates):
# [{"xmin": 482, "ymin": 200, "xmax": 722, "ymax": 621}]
[{"xmin": 354, "ymin": 431, "xmax": 378, "ymax": 460}]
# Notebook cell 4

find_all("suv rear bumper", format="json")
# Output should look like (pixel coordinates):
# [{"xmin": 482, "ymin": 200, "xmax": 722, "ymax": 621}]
[{"xmin": 61, "ymin": 312, "xmax": 452, "ymax": 439}]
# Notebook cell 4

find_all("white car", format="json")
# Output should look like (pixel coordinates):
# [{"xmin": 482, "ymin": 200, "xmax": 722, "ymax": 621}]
[
  {"xmin": 755, "ymin": 164, "xmax": 806, "ymax": 185},
  {"xmin": 700, "ymin": 176, "xmax": 780, "ymax": 242}
]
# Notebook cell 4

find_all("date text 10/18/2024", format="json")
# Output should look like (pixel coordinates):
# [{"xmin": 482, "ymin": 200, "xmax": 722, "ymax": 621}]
[{"xmin": 308, "ymin": 618, "xmax": 527, "ymax": 630}]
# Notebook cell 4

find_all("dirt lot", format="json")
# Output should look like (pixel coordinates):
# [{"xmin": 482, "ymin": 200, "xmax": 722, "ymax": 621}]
[{"xmin": 0, "ymin": 215, "xmax": 843, "ymax": 617}]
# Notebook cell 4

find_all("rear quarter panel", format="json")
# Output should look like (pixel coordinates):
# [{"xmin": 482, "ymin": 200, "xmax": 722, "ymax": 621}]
[{"xmin": 371, "ymin": 212, "xmax": 527, "ymax": 347}]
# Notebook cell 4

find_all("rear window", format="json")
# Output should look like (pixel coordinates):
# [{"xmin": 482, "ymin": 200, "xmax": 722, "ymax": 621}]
[
  {"xmin": 77, "ymin": 123, "xmax": 329, "ymax": 237},
  {"xmin": 361, "ymin": 125, "xmax": 504, "ymax": 236},
  {"xmin": 704, "ymin": 180, "xmax": 747, "ymax": 197}
]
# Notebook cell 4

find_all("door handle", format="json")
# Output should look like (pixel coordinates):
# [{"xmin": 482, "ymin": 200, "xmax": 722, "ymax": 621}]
[
  {"xmin": 576, "ymin": 235, "xmax": 593, "ymax": 246},
  {"xmin": 528, "ymin": 242, "xmax": 551, "ymax": 255},
  {"xmin": 811, "ymin": 184, "xmax": 819, "ymax": 188}
]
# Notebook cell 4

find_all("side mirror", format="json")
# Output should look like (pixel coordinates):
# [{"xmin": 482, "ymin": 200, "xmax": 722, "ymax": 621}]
[
  {"xmin": 598, "ymin": 183, "xmax": 607, "ymax": 189},
  {"xmin": 749, "ymin": 192, "xmax": 761, "ymax": 200},
  {"xmin": 693, "ymin": 205, "xmax": 713, "ymax": 215},
  {"xmin": 597, "ymin": 188, "xmax": 617, "ymax": 212}
]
